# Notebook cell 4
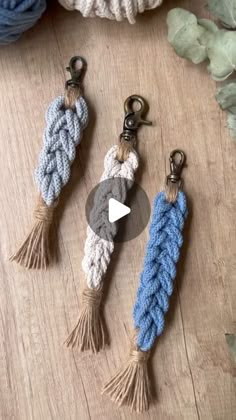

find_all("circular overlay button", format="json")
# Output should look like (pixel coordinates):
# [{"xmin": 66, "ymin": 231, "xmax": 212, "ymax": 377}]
[{"xmin": 85, "ymin": 177, "xmax": 151, "ymax": 242}]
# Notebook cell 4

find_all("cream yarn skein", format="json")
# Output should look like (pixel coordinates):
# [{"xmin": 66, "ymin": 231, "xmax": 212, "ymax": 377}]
[{"xmin": 59, "ymin": 0, "xmax": 163, "ymax": 24}]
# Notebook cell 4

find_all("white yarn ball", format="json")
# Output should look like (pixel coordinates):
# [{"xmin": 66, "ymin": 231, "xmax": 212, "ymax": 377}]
[{"xmin": 59, "ymin": 0, "xmax": 163, "ymax": 24}]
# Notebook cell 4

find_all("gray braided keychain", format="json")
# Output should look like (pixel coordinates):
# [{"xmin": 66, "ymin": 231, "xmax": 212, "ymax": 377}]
[{"xmin": 11, "ymin": 57, "xmax": 89, "ymax": 269}]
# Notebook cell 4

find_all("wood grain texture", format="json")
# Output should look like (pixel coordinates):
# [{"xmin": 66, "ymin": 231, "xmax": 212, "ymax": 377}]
[{"xmin": 0, "ymin": 0, "xmax": 235, "ymax": 419}]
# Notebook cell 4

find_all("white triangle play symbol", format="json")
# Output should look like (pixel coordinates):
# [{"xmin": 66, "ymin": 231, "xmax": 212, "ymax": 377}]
[{"xmin": 108, "ymin": 198, "xmax": 131, "ymax": 223}]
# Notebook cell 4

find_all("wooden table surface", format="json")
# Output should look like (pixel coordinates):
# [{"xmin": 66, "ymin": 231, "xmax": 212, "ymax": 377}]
[{"xmin": 0, "ymin": 1, "xmax": 235, "ymax": 419}]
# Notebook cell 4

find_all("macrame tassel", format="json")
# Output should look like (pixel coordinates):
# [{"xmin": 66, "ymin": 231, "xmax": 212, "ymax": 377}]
[
  {"xmin": 103, "ymin": 150, "xmax": 188, "ymax": 411},
  {"xmin": 11, "ymin": 57, "xmax": 89, "ymax": 269},
  {"xmin": 65, "ymin": 96, "xmax": 151, "ymax": 352},
  {"xmin": 66, "ymin": 145, "xmax": 139, "ymax": 351},
  {"xmin": 102, "ymin": 345, "xmax": 151, "ymax": 412},
  {"xmin": 65, "ymin": 288, "xmax": 106, "ymax": 352},
  {"xmin": 10, "ymin": 197, "xmax": 55, "ymax": 269}
]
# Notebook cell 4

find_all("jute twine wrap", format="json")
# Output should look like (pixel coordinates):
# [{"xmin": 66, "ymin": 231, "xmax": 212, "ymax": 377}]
[
  {"xmin": 116, "ymin": 139, "xmax": 134, "ymax": 162},
  {"xmin": 65, "ymin": 288, "xmax": 105, "ymax": 352},
  {"xmin": 165, "ymin": 180, "xmax": 179, "ymax": 203},
  {"xmin": 102, "ymin": 338, "xmax": 151, "ymax": 412},
  {"xmin": 11, "ymin": 84, "xmax": 88, "ymax": 269},
  {"xmin": 10, "ymin": 197, "xmax": 55, "ymax": 269}
]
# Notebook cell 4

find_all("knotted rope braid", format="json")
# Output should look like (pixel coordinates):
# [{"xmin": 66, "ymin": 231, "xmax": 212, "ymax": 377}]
[
  {"xmin": 35, "ymin": 95, "xmax": 88, "ymax": 206},
  {"xmin": 65, "ymin": 94, "xmax": 152, "ymax": 352},
  {"xmin": 59, "ymin": 0, "xmax": 163, "ymax": 24},
  {"xmin": 103, "ymin": 150, "xmax": 188, "ymax": 412},
  {"xmin": 65, "ymin": 145, "xmax": 139, "ymax": 352},
  {"xmin": 11, "ymin": 57, "xmax": 89, "ymax": 269},
  {"xmin": 83, "ymin": 146, "xmax": 138, "ymax": 289}
]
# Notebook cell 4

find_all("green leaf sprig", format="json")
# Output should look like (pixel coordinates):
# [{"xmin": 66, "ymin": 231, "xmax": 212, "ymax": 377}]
[
  {"xmin": 216, "ymin": 82, "xmax": 236, "ymax": 140},
  {"xmin": 167, "ymin": 8, "xmax": 236, "ymax": 81},
  {"xmin": 225, "ymin": 334, "xmax": 236, "ymax": 363},
  {"xmin": 167, "ymin": 3, "xmax": 236, "ymax": 141},
  {"xmin": 208, "ymin": 0, "xmax": 236, "ymax": 29}
]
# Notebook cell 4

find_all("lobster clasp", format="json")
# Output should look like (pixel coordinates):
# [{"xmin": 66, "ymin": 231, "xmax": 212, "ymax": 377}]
[
  {"xmin": 120, "ymin": 95, "xmax": 152, "ymax": 143},
  {"xmin": 167, "ymin": 149, "xmax": 186, "ymax": 184},
  {"xmin": 66, "ymin": 56, "xmax": 87, "ymax": 88}
]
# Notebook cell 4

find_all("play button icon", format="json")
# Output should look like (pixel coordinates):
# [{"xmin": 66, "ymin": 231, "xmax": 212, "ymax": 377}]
[
  {"xmin": 108, "ymin": 198, "xmax": 131, "ymax": 223},
  {"xmin": 85, "ymin": 177, "xmax": 151, "ymax": 242}
]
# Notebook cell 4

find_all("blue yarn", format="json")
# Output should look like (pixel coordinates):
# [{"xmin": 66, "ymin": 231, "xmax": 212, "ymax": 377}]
[
  {"xmin": 133, "ymin": 191, "xmax": 188, "ymax": 352},
  {"xmin": 0, "ymin": 0, "xmax": 46, "ymax": 44}
]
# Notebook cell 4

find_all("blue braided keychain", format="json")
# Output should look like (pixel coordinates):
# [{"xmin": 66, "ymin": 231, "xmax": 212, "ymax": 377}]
[
  {"xmin": 133, "ymin": 190, "xmax": 187, "ymax": 351},
  {"xmin": 103, "ymin": 150, "xmax": 188, "ymax": 412},
  {"xmin": 11, "ymin": 57, "xmax": 88, "ymax": 269}
]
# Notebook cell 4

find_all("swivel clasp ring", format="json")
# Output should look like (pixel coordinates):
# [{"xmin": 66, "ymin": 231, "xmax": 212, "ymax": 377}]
[
  {"xmin": 120, "ymin": 95, "xmax": 152, "ymax": 143},
  {"xmin": 66, "ymin": 56, "xmax": 87, "ymax": 88},
  {"xmin": 167, "ymin": 149, "xmax": 186, "ymax": 184}
]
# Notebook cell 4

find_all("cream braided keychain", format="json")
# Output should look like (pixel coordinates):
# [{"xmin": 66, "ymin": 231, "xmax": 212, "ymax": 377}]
[
  {"xmin": 11, "ymin": 57, "xmax": 89, "ymax": 269},
  {"xmin": 66, "ymin": 95, "xmax": 152, "ymax": 352}
]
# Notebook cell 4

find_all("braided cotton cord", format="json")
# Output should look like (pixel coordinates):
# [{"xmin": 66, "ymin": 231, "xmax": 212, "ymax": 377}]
[
  {"xmin": 35, "ymin": 95, "xmax": 89, "ymax": 206},
  {"xmin": 65, "ymin": 144, "xmax": 138, "ymax": 351},
  {"xmin": 59, "ymin": 0, "xmax": 163, "ymax": 23},
  {"xmin": 11, "ymin": 83, "xmax": 89, "ymax": 270},
  {"xmin": 82, "ymin": 145, "xmax": 138, "ymax": 289},
  {"xmin": 133, "ymin": 191, "xmax": 188, "ymax": 352},
  {"xmin": 103, "ymin": 155, "xmax": 188, "ymax": 411}
]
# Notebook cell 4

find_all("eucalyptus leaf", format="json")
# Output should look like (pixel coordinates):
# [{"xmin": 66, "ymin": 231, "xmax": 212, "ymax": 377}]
[
  {"xmin": 198, "ymin": 18, "xmax": 219, "ymax": 46},
  {"xmin": 167, "ymin": 6, "xmax": 236, "ymax": 142},
  {"xmin": 167, "ymin": 9, "xmax": 208, "ymax": 64},
  {"xmin": 207, "ymin": 30, "xmax": 236, "ymax": 80},
  {"xmin": 208, "ymin": 0, "xmax": 236, "ymax": 29},
  {"xmin": 227, "ymin": 113, "xmax": 236, "ymax": 140},
  {"xmin": 216, "ymin": 82, "xmax": 236, "ymax": 113},
  {"xmin": 216, "ymin": 82, "xmax": 236, "ymax": 140},
  {"xmin": 198, "ymin": 18, "xmax": 219, "ymax": 34},
  {"xmin": 167, "ymin": 8, "xmax": 236, "ymax": 81},
  {"xmin": 225, "ymin": 334, "xmax": 236, "ymax": 362}
]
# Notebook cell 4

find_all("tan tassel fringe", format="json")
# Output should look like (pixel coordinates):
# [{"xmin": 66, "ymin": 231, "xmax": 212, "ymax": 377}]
[
  {"xmin": 10, "ymin": 197, "xmax": 55, "ymax": 269},
  {"xmin": 65, "ymin": 287, "xmax": 107, "ymax": 352},
  {"xmin": 102, "ymin": 344, "xmax": 151, "ymax": 412}
]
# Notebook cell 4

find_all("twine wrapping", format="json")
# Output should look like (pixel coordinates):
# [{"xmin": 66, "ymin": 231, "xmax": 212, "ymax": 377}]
[
  {"xmin": 103, "ymin": 340, "xmax": 151, "ymax": 412},
  {"xmin": 66, "ymin": 288, "xmax": 105, "ymax": 352},
  {"xmin": 10, "ymin": 197, "xmax": 55, "ymax": 269}
]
